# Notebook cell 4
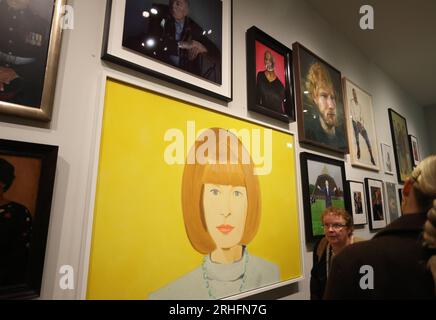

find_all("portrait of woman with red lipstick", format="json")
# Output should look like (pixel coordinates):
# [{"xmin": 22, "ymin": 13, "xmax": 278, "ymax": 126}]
[{"xmin": 148, "ymin": 128, "xmax": 280, "ymax": 299}]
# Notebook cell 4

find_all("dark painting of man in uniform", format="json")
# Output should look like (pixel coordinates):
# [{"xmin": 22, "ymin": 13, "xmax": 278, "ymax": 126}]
[
  {"xmin": 123, "ymin": 0, "xmax": 222, "ymax": 84},
  {"xmin": 0, "ymin": 157, "xmax": 39, "ymax": 287},
  {"xmin": 0, "ymin": 0, "xmax": 53, "ymax": 108},
  {"xmin": 255, "ymin": 44, "xmax": 285, "ymax": 114}
]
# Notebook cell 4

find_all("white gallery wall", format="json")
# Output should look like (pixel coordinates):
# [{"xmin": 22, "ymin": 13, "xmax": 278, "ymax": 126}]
[{"xmin": 0, "ymin": 0, "xmax": 433, "ymax": 300}]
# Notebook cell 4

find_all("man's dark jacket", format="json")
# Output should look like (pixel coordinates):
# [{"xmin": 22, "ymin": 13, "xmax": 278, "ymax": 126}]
[{"xmin": 324, "ymin": 213, "xmax": 435, "ymax": 299}]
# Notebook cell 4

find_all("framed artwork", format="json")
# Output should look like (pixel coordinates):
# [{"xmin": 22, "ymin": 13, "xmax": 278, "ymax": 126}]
[
  {"xmin": 343, "ymin": 78, "xmax": 379, "ymax": 171},
  {"xmin": 365, "ymin": 178, "xmax": 387, "ymax": 231},
  {"xmin": 246, "ymin": 26, "xmax": 294, "ymax": 123},
  {"xmin": 348, "ymin": 181, "xmax": 367, "ymax": 225},
  {"xmin": 300, "ymin": 152, "xmax": 350, "ymax": 242},
  {"xmin": 409, "ymin": 135, "xmax": 421, "ymax": 167},
  {"xmin": 388, "ymin": 109, "xmax": 413, "ymax": 184},
  {"xmin": 293, "ymin": 42, "xmax": 348, "ymax": 154},
  {"xmin": 102, "ymin": 0, "xmax": 232, "ymax": 101},
  {"xmin": 86, "ymin": 79, "xmax": 303, "ymax": 300},
  {"xmin": 381, "ymin": 143, "xmax": 395, "ymax": 175},
  {"xmin": 0, "ymin": 139, "xmax": 58, "ymax": 299},
  {"xmin": 0, "ymin": 0, "xmax": 65, "ymax": 121},
  {"xmin": 385, "ymin": 182, "xmax": 401, "ymax": 223},
  {"xmin": 398, "ymin": 187, "xmax": 404, "ymax": 210}
]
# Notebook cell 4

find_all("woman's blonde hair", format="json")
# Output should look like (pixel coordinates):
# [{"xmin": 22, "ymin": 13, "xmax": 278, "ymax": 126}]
[
  {"xmin": 413, "ymin": 155, "xmax": 436, "ymax": 293},
  {"xmin": 410, "ymin": 155, "xmax": 436, "ymax": 210},
  {"xmin": 305, "ymin": 62, "xmax": 335, "ymax": 102},
  {"xmin": 181, "ymin": 128, "xmax": 261, "ymax": 254}
]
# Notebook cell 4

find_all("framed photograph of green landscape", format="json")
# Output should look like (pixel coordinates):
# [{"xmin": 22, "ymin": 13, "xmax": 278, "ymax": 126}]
[{"xmin": 300, "ymin": 152, "xmax": 350, "ymax": 242}]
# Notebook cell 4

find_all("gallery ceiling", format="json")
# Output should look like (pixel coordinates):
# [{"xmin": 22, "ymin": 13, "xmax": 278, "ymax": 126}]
[{"xmin": 307, "ymin": 0, "xmax": 436, "ymax": 107}]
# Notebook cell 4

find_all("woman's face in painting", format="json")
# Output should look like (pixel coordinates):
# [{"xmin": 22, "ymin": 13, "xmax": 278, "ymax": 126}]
[{"xmin": 202, "ymin": 183, "xmax": 248, "ymax": 249}]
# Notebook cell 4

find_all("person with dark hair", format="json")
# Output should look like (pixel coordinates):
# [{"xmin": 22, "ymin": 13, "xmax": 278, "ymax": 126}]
[
  {"xmin": 324, "ymin": 155, "xmax": 436, "ymax": 299},
  {"xmin": 310, "ymin": 207, "xmax": 364, "ymax": 300},
  {"xmin": 0, "ymin": 157, "xmax": 32, "ymax": 286},
  {"xmin": 0, "ymin": 0, "xmax": 50, "ymax": 107},
  {"xmin": 372, "ymin": 188, "xmax": 384, "ymax": 221},
  {"xmin": 125, "ymin": 0, "xmax": 221, "ymax": 83},
  {"xmin": 316, "ymin": 179, "xmax": 336, "ymax": 209},
  {"xmin": 256, "ymin": 50, "xmax": 285, "ymax": 113}
]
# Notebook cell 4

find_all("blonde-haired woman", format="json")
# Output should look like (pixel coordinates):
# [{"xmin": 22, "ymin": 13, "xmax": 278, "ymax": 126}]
[
  {"xmin": 149, "ymin": 128, "xmax": 279, "ymax": 300},
  {"xmin": 325, "ymin": 155, "xmax": 436, "ymax": 299}
]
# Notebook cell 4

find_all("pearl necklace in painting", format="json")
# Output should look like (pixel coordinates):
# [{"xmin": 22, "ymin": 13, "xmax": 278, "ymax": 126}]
[{"xmin": 201, "ymin": 250, "xmax": 249, "ymax": 299}]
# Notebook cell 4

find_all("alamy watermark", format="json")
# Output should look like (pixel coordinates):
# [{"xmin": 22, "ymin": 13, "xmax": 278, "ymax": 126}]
[
  {"xmin": 60, "ymin": 5, "xmax": 74, "ymax": 30},
  {"xmin": 359, "ymin": 265, "xmax": 374, "ymax": 290},
  {"xmin": 163, "ymin": 121, "xmax": 275, "ymax": 176},
  {"xmin": 59, "ymin": 265, "xmax": 74, "ymax": 290},
  {"xmin": 359, "ymin": 5, "xmax": 374, "ymax": 30}
]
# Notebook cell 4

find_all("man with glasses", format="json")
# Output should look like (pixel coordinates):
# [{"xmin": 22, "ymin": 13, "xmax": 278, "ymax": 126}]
[{"xmin": 310, "ymin": 207, "xmax": 364, "ymax": 300}]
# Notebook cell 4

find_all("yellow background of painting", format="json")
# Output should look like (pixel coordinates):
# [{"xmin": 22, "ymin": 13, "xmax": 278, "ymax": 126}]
[{"xmin": 86, "ymin": 80, "xmax": 302, "ymax": 299}]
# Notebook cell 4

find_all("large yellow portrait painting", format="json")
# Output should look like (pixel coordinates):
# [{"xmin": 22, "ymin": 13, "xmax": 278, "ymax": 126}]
[{"xmin": 86, "ymin": 79, "xmax": 302, "ymax": 299}]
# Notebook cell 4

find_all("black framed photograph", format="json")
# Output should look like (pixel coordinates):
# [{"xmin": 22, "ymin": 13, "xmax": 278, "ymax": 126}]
[
  {"xmin": 388, "ymin": 109, "xmax": 413, "ymax": 184},
  {"xmin": 300, "ymin": 152, "xmax": 350, "ymax": 242},
  {"xmin": 409, "ymin": 134, "xmax": 421, "ymax": 167},
  {"xmin": 348, "ymin": 181, "xmax": 367, "ymax": 225},
  {"xmin": 246, "ymin": 26, "xmax": 294, "ymax": 122},
  {"xmin": 293, "ymin": 42, "xmax": 348, "ymax": 154},
  {"xmin": 385, "ymin": 181, "xmax": 401, "ymax": 223},
  {"xmin": 365, "ymin": 178, "xmax": 387, "ymax": 231},
  {"xmin": 103, "ymin": 0, "xmax": 232, "ymax": 101},
  {"xmin": 0, "ymin": 0, "xmax": 65, "ymax": 121},
  {"xmin": 0, "ymin": 139, "xmax": 58, "ymax": 299}
]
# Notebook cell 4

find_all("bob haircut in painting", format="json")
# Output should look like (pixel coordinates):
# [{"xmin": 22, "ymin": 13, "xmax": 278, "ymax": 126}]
[{"xmin": 181, "ymin": 128, "xmax": 261, "ymax": 254}]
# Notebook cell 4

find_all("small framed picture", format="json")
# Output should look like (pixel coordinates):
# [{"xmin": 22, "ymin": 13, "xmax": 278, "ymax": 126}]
[
  {"xmin": 381, "ymin": 143, "xmax": 395, "ymax": 175},
  {"xmin": 385, "ymin": 182, "xmax": 401, "ymax": 223},
  {"xmin": 300, "ymin": 152, "xmax": 351, "ymax": 242},
  {"xmin": 0, "ymin": 139, "xmax": 58, "ymax": 299},
  {"xmin": 348, "ymin": 181, "xmax": 367, "ymax": 225},
  {"xmin": 365, "ymin": 178, "xmax": 387, "ymax": 231},
  {"xmin": 409, "ymin": 135, "xmax": 421, "ymax": 167},
  {"xmin": 246, "ymin": 26, "xmax": 295, "ymax": 122}
]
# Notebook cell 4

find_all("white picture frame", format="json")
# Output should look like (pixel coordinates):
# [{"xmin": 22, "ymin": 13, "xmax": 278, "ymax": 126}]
[
  {"xmin": 409, "ymin": 135, "xmax": 421, "ymax": 167},
  {"xmin": 365, "ymin": 178, "xmax": 387, "ymax": 230},
  {"xmin": 343, "ymin": 78, "xmax": 379, "ymax": 171},
  {"xmin": 381, "ymin": 143, "xmax": 395, "ymax": 175}
]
